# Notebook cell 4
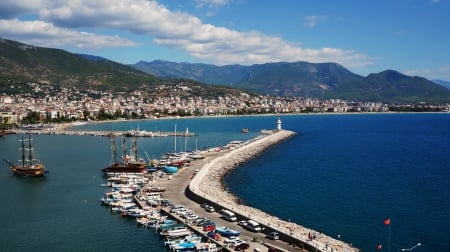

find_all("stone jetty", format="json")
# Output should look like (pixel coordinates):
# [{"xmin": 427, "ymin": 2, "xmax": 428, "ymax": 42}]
[{"xmin": 189, "ymin": 130, "xmax": 360, "ymax": 252}]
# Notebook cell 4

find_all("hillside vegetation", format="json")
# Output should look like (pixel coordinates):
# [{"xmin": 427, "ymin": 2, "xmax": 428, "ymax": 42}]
[
  {"xmin": 134, "ymin": 60, "xmax": 450, "ymax": 103},
  {"xmin": 0, "ymin": 38, "xmax": 246, "ymax": 98},
  {"xmin": 1, "ymin": 38, "xmax": 449, "ymax": 103}
]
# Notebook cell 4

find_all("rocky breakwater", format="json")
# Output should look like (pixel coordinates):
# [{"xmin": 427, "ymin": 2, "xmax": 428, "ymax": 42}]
[{"xmin": 189, "ymin": 130, "xmax": 360, "ymax": 252}]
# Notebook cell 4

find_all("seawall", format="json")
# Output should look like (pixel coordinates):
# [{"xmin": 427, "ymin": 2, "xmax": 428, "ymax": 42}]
[{"xmin": 187, "ymin": 130, "xmax": 360, "ymax": 252}]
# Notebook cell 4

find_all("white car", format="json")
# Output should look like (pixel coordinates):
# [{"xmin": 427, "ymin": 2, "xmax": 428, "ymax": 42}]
[
  {"xmin": 237, "ymin": 220, "xmax": 247, "ymax": 227},
  {"xmin": 223, "ymin": 236, "xmax": 239, "ymax": 244},
  {"xmin": 266, "ymin": 231, "xmax": 279, "ymax": 240},
  {"xmin": 230, "ymin": 239, "xmax": 245, "ymax": 247}
]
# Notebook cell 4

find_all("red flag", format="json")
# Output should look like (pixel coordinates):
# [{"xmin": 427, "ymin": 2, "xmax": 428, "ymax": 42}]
[
  {"xmin": 384, "ymin": 218, "xmax": 391, "ymax": 225},
  {"xmin": 377, "ymin": 244, "xmax": 382, "ymax": 250}
]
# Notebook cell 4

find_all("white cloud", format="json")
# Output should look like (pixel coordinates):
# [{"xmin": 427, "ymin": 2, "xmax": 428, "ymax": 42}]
[
  {"xmin": 404, "ymin": 66, "xmax": 450, "ymax": 81},
  {"xmin": 0, "ymin": 19, "xmax": 137, "ymax": 49},
  {"xmin": 0, "ymin": 0, "xmax": 373, "ymax": 68},
  {"xmin": 195, "ymin": 0, "xmax": 233, "ymax": 9},
  {"xmin": 304, "ymin": 15, "xmax": 328, "ymax": 28}
]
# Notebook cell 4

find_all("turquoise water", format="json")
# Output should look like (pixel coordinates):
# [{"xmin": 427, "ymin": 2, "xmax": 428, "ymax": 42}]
[{"xmin": 0, "ymin": 114, "xmax": 449, "ymax": 251}]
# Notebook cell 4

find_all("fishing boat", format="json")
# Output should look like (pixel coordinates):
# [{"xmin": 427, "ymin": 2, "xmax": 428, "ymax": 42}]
[
  {"xmin": 3, "ymin": 135, "xmax": 49, "ymax": 177},
  {"xmin": 160, "ymin": 226, "xmax": 192, "ymax": 238},
  {"xmin": 102, "ymin": 135, "xmax": 147, "ymax": 174}
]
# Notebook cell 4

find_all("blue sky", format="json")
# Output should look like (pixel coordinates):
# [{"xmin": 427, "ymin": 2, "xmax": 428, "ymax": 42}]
[{"xmin": 0, "ymin": 0, "xmax": 449, "ymax": 80}]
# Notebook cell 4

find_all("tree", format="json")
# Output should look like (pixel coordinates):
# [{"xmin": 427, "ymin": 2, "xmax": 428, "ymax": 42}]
[
  {"xmin": 83, "ymin": 110, "xmax": 90, "ymax": 121},
  {"xmin": 21, "ymin": 111, "xmax": 40, "ymax": 124}
]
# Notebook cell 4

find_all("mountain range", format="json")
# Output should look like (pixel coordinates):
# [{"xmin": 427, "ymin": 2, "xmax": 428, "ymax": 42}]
[
  {"xmin": 133, "ymin": 60, "xmax": 450, "ymax": 103},
  {"xmin": 1, "ymin": 37, "xmax": 449, "ymax": 103},
  {"xmin": 432, "ymin": 79, "xmax": 450, "ymax": 90},
  {"xmin": 0, "ymin": 38, "xmax": 243, "ymax": 98}
]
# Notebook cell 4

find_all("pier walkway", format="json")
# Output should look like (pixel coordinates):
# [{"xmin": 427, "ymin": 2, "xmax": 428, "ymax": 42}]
[
  {"xmin": 150, "ymin": 130, "xmax": 360, "ymax": 252},
  {"xmin": 12, "ymin": 129, "xmax": 194, "ymax": 137}
]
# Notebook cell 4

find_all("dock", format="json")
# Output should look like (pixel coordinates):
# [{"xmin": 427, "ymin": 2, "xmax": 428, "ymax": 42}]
[
  {"xmin": 148, "ymin": 130, "xmax": 360, "ymax": 252},
  {"xmin": 11, "ymin": 129, "xmax": 195, "ymax": 137},
  {"xmin": 0, "ymin": 130, "xmax": 16, "ymax": 137}
]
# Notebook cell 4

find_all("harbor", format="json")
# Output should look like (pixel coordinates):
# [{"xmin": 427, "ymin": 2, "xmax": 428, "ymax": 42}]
[
  {"xmin": 2, "ymin": 114, "xmax": 447, "ymax": 251},
  {"xmin": 11, "ymin": 128, "xmax": 195, "ymax": 137},
  {"xmin": 99, "ymin": 122, "xmax": 360, "ymax": 251},
  {"xmin": 187, "ymin": 130, "xmax": 360, "ymax": 252}
]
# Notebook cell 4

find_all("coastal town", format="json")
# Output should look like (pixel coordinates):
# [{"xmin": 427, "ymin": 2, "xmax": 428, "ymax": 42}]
[
  {"xmin": 1, "ymin": 81, "xmax": 449, "ymax": 127},
  {"xmin": 1, "ymin": 83, "xmax": 442, "ymax": 251}
]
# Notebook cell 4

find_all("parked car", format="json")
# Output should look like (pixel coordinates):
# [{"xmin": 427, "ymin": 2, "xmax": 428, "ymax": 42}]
[
  {"xmin": 223, "ymin": 236, "xmax": 240, "ymax": 244},
  {"xmin": 234, "ymin": 242, "xmax": 250, "ymax": 251},
  {"xmin": 203, "ymin": 222, "xmax": 216, "ymax": 232},
  {"xmin": 237, "ymin": 220, "xmax": 247, "ymax": 227},
  {"xmin": 229, "ymin": 239, "xmax": 245, "ymax": 247},
  {"xmin": 266, "ymin": 231, "xmax": 279, "ymax": 240},
  {"xmin": 205, "ymin": 205, "xmax": 215, "ymax": 212}
]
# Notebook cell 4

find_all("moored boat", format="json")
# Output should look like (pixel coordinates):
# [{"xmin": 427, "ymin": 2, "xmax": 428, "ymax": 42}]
[
  {"xmin": 160, "ymin": 226, "xmax": 192, "ymax": 238},
  {"xmin": 102, "ymin": 135, "xmax": 147, "ymax": 174}
]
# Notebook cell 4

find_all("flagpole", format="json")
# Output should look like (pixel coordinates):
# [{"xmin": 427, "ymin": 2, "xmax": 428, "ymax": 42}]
[
  {"xmin": 384, "ymin": 218, "xmax": 391, "ymax": 252},
  {"xmin": 388, "ymin": 223, "xmax": 391, "ymax": 252}
]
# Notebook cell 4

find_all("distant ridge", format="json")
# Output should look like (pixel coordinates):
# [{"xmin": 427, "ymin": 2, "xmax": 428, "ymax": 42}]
[
  {"xmin": 0, "ymin": 38, "xmax": 157, "ymax": 92},
  {"xmin": 432, "ymin": 79, "xmax": 450, "ymax": 90},
  {"xmin": 0, "ymin": 38, "xmax": 247, "ymax": 98},
  {"xmin": 0, "ymin": 37, "xmax": 448, "ymax": 103},
  {"xmin": 133, "ymin": 60, "xmax": 450, "ymax": 103}
]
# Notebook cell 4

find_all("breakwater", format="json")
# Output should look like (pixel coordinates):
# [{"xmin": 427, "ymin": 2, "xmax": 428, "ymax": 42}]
[
  {"xmin": 188, "ymin": 130, "xmax": 360, "ymax": 252},
  {"xmin": 12, "ymin": 129, "xmax": 194, "ymax": 137}
]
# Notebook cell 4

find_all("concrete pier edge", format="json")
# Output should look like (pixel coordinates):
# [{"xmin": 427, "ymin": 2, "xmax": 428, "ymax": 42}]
[{"xmin": 187, "ymin": 130, "xmax": 360, "ymax": 252}]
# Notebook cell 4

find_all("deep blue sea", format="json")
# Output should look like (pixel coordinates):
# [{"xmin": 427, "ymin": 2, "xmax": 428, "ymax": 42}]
[{"xmin": 0, "ymin": 114, "xmax": 449, "ymax": 252}]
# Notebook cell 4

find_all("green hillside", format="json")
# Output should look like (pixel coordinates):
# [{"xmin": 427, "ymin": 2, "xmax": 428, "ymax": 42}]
[
  {"xmin": 0, "ymin": 38, "xmax": 247, "ymax": 98},
  {"xmin": 0, "ymin": 38, "xmax": 157, "ymax": 92},
  {"xmin": 134, "ymin": 60, "xmax": 450, "ymax": 103}
]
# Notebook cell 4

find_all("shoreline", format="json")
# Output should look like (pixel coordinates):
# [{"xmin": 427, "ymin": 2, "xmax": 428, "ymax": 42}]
[
  {"xmin": 188, "ymin": 130, "xmax": 360, "ymax": 252},
  {"xmin": 53, "ymin": 110, "xmax": 450, "ymax": 131}
]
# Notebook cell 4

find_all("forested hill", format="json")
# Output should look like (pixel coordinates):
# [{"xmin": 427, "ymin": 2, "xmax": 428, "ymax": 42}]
[
  {"xmin": 133, "ymin": 60, "xmax": 450, "ymax": 103},
  {"xmin": 0, "ymin": 38, "xmax": 247, "ymax": 98}
]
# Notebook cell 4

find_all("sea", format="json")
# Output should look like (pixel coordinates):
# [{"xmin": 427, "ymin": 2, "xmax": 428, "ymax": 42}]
[{"xmin": 0, "ymin": 113, "xmax": 449, "ymax": 252}]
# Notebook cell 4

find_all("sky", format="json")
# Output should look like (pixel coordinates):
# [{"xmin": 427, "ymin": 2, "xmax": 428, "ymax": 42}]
[{"xmin": 0, "ymin": 0, "xmax": 449, "ymax": 81}]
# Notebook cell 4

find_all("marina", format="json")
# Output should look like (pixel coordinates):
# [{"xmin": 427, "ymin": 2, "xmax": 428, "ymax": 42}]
[
  {"xmin": 1, "ymin": 114, "xmax": 448, "ymax": 252},
  {"xmin": 96, "ymin": 121, "xmax": 359, "ymax": 252}
]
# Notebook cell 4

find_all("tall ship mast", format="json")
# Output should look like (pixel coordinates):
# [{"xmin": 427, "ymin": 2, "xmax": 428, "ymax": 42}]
[
  {"xmin": 102, "ymin": 133, "xmax": 147, "ymax": 175},
  {"xmin": 4, "ymin": 135, "xmax": 49, "ymax": 177}
]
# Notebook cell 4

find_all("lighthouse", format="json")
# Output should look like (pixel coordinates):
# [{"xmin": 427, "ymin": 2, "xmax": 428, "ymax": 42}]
[{"xmin": 276, "ymin": 117, "xmax": 282, "ymax": 131}]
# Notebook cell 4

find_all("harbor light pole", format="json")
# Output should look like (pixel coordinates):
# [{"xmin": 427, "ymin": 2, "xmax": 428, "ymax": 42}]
[{"xmin": 401, "ymin": 242, "xmax": 421, "ymax": 251}]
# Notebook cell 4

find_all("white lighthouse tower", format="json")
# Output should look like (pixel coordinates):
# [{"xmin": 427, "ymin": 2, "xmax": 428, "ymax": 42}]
[{"xmin": 276, "ymin": 117, "xmax": 282, "ymax": 131}]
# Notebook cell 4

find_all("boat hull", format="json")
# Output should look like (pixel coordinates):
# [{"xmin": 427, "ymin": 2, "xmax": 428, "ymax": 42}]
[
  {"xmin": 102, "ymin": 162, "xmax": 147, "ymax": 173},
  {"xmin": 11, "ymin": 165, "xmax": 49, "ymax": 177}
]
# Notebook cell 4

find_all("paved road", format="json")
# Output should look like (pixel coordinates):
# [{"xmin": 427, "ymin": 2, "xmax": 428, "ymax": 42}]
[{"xmin": 151, "ymin": 151, "xmax": 308, "ymax": 252}]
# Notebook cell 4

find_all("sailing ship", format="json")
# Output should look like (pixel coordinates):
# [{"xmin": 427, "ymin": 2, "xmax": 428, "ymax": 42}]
[
  {"xmin": 3, "ymin": 135, "xmax": 49, "ymax": 177},
  {"xmin": 102, "ymin": 134, "xmax": 147, "ymax": 174}
]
